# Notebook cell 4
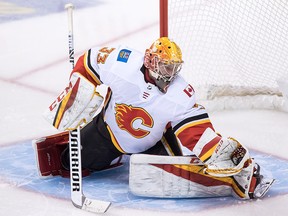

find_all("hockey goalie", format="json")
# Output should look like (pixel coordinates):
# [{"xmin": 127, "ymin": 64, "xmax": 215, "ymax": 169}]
[{"xmin": 33, "ymin": 37, "xmax": 274, "ymax": 200}]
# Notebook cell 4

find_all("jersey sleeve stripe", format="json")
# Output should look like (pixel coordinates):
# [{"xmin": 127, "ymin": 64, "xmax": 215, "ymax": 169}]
[
  {"xmin": 83, "ymin": 50, "xmax": 102, "ymax": 85},
  {"xmin": 173, "ymin": 113, "xmax": 209, "ymax": 132},
  {"xmin": 175, "ymin": 118, "xmax": 211, "ymax": 136},
  {"xmin": 175, "ymin": 120, "xmax": 214, "ymax": 151}
]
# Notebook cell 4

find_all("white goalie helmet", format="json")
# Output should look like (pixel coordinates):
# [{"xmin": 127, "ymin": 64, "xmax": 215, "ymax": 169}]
[{"xmin": 144, "ymin": 37, "xmax": 184, "ymax": 93}]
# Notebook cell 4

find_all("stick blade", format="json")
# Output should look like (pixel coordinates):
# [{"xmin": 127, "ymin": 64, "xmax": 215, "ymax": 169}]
[{"xmin": 82, "ymin": 197, "xmax": 111, "ymax": 213}]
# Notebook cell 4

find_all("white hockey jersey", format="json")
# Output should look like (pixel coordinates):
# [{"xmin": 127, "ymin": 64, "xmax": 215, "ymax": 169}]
[{"xmin": 72, "ymin": 45, "xmax": 214, "ymax": 154}]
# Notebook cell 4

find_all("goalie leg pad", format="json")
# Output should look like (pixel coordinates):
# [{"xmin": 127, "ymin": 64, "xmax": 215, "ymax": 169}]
[
  {"xmin": 129, "ymin": 154, "xmax": 233, "ymax": 198},
  {"xmin": 129, "ymin": 154, "xmax": 274, "ymax": 199}
]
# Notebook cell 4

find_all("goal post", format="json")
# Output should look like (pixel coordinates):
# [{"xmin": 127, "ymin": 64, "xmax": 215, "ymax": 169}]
[
  {"xmin": 160, "ymin": 0, "xmax": 168, "ymax": 37},
  {"xmin": 160, "ymin": 0, "xmax": 288, "ymax": 112}
]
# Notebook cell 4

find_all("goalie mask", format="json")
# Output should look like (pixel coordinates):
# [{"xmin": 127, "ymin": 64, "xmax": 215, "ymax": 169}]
[{"xmin": 144, "ymin": 37, "xmax": 184, "ymax": 93}]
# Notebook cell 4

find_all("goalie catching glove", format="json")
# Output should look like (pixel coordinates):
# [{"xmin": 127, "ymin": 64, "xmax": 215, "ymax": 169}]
[
  {"xmin": 43, "ymin": 72, "xmax": 103, "ymax": 131},
  {"xmin": 193, "ymin": 127, "xmax": 250, "ymax": 177}
]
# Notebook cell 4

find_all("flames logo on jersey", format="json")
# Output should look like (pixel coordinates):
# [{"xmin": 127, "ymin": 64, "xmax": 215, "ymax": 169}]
[{"xmin": 115, "ymin": 103, "xmax": 154, "ymax": 138}]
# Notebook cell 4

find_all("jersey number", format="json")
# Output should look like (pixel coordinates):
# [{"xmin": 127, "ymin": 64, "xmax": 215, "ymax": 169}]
[{"xmin": 97, "ymin": 47, "xmax": 115, "ymax": 64}]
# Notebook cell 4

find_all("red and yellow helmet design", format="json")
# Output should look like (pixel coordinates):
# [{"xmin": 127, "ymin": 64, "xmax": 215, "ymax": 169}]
[{"xmin": 144, "ymin": 37, "xmax": 184, "ymax": 93}]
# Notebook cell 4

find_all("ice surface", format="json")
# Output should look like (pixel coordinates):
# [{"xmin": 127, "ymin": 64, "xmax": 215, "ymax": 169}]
[{"xmin": 1, "ymin": 1, "xmax": 288, "ymax": 215}]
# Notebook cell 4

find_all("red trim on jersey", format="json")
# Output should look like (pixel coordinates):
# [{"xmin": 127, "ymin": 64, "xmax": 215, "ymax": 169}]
[
  {"xmin": 177, "ymin": 122, "xmax": 215, "ymax": 151},
  {"xmin": 70, "ymin": 54, "xmax": 99, "ymax": 86}
]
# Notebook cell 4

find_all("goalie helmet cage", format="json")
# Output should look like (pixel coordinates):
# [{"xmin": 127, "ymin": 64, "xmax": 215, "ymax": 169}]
[{"xmin": 159, "ymin": 0, "xmax": 288, "ymax": 111}]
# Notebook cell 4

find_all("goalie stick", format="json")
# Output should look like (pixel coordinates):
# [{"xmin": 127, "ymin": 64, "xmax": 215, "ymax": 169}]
[
  {"xmin": 65, "ymin": 3, "xmax": 111, "ymax": 213},
  {"xmin": 69, "ymin": 128, "xmax": 111, "ymax": 213}
]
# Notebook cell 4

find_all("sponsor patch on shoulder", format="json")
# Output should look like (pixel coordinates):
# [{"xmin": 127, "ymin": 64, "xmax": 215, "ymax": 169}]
[
  {"xmin": 117, "ymin": 49, "xmax": 131, "ymax": 63},
  {"xmin": 183, "ymin": 84, "xmax": 194, "ymax": 97}
]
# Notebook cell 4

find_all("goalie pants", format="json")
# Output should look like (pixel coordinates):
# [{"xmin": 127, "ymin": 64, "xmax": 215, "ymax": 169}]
[{"xmin": 61, "ymin": 111, "xmax": 169, "ymax": 171}]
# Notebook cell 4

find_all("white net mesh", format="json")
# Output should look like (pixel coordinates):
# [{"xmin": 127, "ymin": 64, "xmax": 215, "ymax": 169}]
[{"xmin": 167, "ymin": 0, "xmax": 288, "ymax": 110}]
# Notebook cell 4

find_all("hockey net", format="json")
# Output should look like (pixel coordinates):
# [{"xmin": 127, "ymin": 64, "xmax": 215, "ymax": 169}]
[{"xmin": 160, "ymin": 0, "xmax": 288, "ymax": 111}]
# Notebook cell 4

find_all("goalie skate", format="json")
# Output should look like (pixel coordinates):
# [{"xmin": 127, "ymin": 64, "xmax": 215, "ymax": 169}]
[
  {"xmin": 247, "ymin": 162, "xmax": 275, "ymax": 199},
  {"xmin": 253, "ymin": 178, "xmax": 275, "ymax": 199}
]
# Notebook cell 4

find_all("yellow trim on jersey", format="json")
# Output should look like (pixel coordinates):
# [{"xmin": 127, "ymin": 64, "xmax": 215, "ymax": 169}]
[
  {"xmin": 175, "ymin": 119, "xmax": 211, "ymax": 136},
  {"xmin": 106, "ymin": 124, "xmax": 125, "ymax": 153},
  {"xmin": 83, "ymin": 51, "xmax": 102, "ymax": 85},
  {"xmin": 103, "ymin": 89, "xmax": 112, "ymax": 108},
  {"xmin": 161, "ymin": 136, "xmax": 175, "ymax": 156},
  {"xmin": 173, "ymin": 164, "xmax": 245, "ymax": 198},
  {"xmin": 161, "ymin": 136, "xmax": 183, "ymax": 156}
]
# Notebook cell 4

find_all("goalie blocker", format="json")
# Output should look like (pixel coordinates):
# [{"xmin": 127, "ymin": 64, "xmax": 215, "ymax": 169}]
[{"xmin": 43, "ymin": 72, "xmax": 104, "ymax": 131}]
